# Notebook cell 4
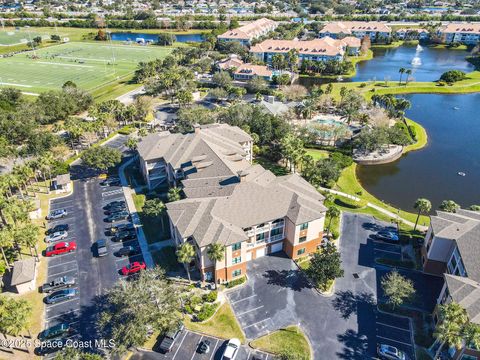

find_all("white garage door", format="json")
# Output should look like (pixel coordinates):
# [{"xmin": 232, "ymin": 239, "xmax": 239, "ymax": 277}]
[
  {"xmin": 256, "ymin": 247, "xmax": 266, "ymax": 258},
  {"xmin": 270, "ymin": 242, "xmax": 283, "ymax": 253}
]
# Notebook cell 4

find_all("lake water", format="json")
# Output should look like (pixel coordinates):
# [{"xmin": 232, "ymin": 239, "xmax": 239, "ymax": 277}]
[
  {"xmin": 357, "ymin": 93, "xmax": 480, "ymax": 212},
  {"xmin": 110, "ymin": 32, "xmax": 204, "ymax": 43}
]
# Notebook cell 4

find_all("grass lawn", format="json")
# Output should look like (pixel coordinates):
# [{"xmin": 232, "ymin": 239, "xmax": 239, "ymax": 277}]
[
  {"xmin": 403, "ymin": 118, "xmax": 428, "ymax": 153},
  {"xmin": 305, "ymin": 148, "xmax": 329, "ymax": 161},
  {"xmin": 132, "ymin": 193, "xmax": 171, "ymax": 244},
  {"xmin": 151, "ymin": 246, "xmax": 180, "ymax": 271},
  {"xmin": 184, "ymin": 303, "xmax": 246, "ymax": 343},
  {"xmin": 250, "ymin": 326, "xmax": 311, "ymax": 359},
  {"xmin": 0, "ymin": 41, "xmax": 172, "ymax": 94}
]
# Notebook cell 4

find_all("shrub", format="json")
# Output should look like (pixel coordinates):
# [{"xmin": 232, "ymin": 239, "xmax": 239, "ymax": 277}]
[
  {"xmin": 190, "ymin": 295, "xmax": 202, "ymax": 307},
  {"xmin": 359, "ymin": 82, "xmax": 367, "ymax": 88},
  {"xmin": 202, "ymin": 291, "xmax": 218, "ymax": 303},
  {"xmin": 195, "ymin": 303, "xmax": 219, "ymax": 322},
  {"xmin": 408, "ymin": 125, "xmax": 417, "ymax": 141},
  {"xmin": 184, "ymin": 304, "xmax": 193, "ymax": 314},
  {"xmin": 118, "ymin": 126, "xmax": 135, "ymax": 135},
  {"xmin": 439, "ymin": 70, "xmax": 466, "ymax": 83},
  {"xmin": 225, "ymin": 276, "xmax": 246, "ymax": 288}
]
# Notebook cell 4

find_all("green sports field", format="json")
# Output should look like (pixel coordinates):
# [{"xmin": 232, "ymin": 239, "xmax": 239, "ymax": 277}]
[
  {"xmin": 0, "ymin": 28, "xmax": 56, "ymax": 46},
  {"xmin": 0, "ymin": 41, "xmax": 172, "ymax": 94}
]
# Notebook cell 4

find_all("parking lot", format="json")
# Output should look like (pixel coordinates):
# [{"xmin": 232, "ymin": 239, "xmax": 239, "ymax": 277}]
[
  {"xmin": 42, "ymin": 175, "xmax": 144, "ymax": 356},
  {"xmin": 131, "ymin": 329, "xmax": 269, "ymax": 360},
  {"xmin": 375, "ymin": 312, "xmax": 414, "ymax": 360},
  {"xmin": 373, "ymin": 240, "xmax": 402, "ymax": 262}
]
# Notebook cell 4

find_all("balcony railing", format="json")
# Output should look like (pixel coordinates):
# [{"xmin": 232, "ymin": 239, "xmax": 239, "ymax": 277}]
[{"xmin": 269, "ymin": 234, "xmax": 284, "ymax": 243}]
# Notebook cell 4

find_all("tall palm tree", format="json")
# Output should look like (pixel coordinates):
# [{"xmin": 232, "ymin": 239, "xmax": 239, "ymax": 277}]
[
  {"xmin": 15, "ymin": 224, "xmax": 39, "ymax": 260},
  {"xmin": 413, "ymin": 198, "xmax": 431, "ymax": 231},
  {"xmin": 433, "ymin": 302, "xmax": 468, "ymax": 359},
  {"xmin": 326, "ymin": 206, "xmax": 340, "ymax": 236},
  {"xmin": 0, "ymin": 227, "xmax": 13, "ymax": 270},
  {"xmin": 207, "ymin": 243, "xmax": 225, "ymax": 282},
  {"xmin": 398, "ymin": 67, "xmax": 406, "ymax": 85},
  {"xmin": 405, "ymin": 69, "xmax": 412, "ymax": 85},
  {"xmin": 176, "ymin": 242, "xmax": 196, "ymax": 282},
  {"xmin": 461, "ymin": 322, "xmax": 480, "ymax": 356}
]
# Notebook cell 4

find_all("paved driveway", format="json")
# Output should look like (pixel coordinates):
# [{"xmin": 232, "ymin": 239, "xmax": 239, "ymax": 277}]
[{"xmin": 226, "ymin": 213, "xmax": 443, "ymax": 359}]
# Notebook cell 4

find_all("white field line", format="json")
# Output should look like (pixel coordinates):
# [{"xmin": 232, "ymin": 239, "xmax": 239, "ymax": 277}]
[
  {"xmin": 0, "ymin": 82, "xmax": 32, "ymax": 88},
  {"xmin": 36, "ymin": 61, "xmax": 93, "ymax": 68}
]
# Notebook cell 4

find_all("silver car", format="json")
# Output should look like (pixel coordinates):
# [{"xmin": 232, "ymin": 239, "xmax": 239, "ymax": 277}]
[
  {"xmin": 377, "ymin": 344, "xmax": 407, "ymax": 360},
  {"xmin": 46, "ymin": 209, "xmax": 68, "ymax": 220},
  {"xmin": 45, "ymin": 231, "xmax": 68, "ymax": 243}
]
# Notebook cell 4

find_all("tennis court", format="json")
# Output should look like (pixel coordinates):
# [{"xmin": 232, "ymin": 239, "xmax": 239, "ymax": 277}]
[{"xmin": 0, "ymin": 41, "xmax": 172, "ymax": 93}]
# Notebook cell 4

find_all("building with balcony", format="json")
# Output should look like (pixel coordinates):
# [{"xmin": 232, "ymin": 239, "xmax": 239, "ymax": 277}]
[
  {"xmin": 319, "ymin": 21, "xmax": 392, "ymax": 42},
  {"xmin": 395, "ymin": 28, "xmax": 429, "ymax": 40},
  {"xmin": 422, "ymin": 209, "xmax": 480, "ymax": 359},
  {"xmin": 233, "ymin": 63, "xmax": 273, "ymax": 81},
  {"xmin": 437, "ymin": 23, "xmax": 480, "ymax": 44},
  {"xmin": 217, "ymin": 17, "xmax": 278, "ymax": 46}
]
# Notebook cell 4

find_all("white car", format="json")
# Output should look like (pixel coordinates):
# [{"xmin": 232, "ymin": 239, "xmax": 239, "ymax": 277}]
[
  {"xmin": 45, "ymin": 231, "xmax": 68, "ymax": 243},
  {"xmin": 222, "ymin": 338, "xmax": 241, "ymax": 360},
  {"xmin": 377, "ymin": 344, "xmax": 407, "ymax": 360}
]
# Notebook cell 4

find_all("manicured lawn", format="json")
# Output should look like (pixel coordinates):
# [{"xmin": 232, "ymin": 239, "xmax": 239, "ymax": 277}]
[
  {"xmin": 250, "ymin": 325, "xmax": 311, "ymax": 359},
  {"xmin": 403, "ymin": 118, "xmax": 428, "ymax": 153},
  {"xmin": 305, "ymin": 148, "xmax": 329, "ymax": 161},
  {"xmin": 132, "ymin": 193, "xmax": 171, "ymax": 244},
  {"xmin": 151, "ymin": 246, "xmax": 180, "ymax": 272},
  {"xmin": 184, "ymin": 303, "xmax": 246, "ymax": 343}
]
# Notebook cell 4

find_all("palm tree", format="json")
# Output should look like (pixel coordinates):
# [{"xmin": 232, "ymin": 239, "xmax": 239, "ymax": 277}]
[
  {"xmin": 15, "ymin": 224, "xmax": 40, "ymax": 260},
  {"xmin": 0, "ymin": 296, "xmax": 32, "ymax": 336},
  {"xmin": 167, "ymin": 187, "xmax": 182, "ymax": 202},
  {"xmin": 176, "ymin": 242, "xmax": 196, "ymax": 282},
  {"xmin": 398, "ymin": 67, "xmax": 406, "ymax": 85},
  {"xmin": 0, "ymin": 227, "xmax": 13, "ymax": 270},
  {"xmin": 461, "ymin": 322, "xmax": 480, "ymax": 356},
  {"xmin": 405, "ymin": 69, "xmax": 412, "ymax": 85},
  {"xmin": 326, "ymin": 206, "xmax": 340, "ymax": 237},
  {"xmin": 207, "ymin": 243, "xmax": 225, "ymax": 282},
  {"xmin": 433, "ymin": 302, "xmax": 468, "ymax": 359},
  {"xmin": 142, "ymin": 198, "xmax": 166, "ymax": 228},
  {"xmin": 413, "ymin": 198, "xmax": 431, "ymax": 231}
]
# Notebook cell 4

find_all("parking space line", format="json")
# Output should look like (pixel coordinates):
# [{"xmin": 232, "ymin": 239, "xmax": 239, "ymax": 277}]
[
  {"xmin": 376, "ymin": 322, "xmax": 410, "ymax": 331},
  {"xmin": 47, "ymin": 267, "xmax": 78, "ymax": 278},
  {"xmin": 374, "ymin": 248, "xmax": 401, "ymax": 255},
  {"xmin": 48, "ymin": 260, "xmax": 77, "ymax": 269},
  {"xmin": 231, "ymin": 294, "xmax": 257, "ymax": 304},
  {"xmin": 190, "ymin": 336, "xmax": 202, "ymax": 360},
  {"xmin": 45, "ymin": 299, "xmax": 79, "ymax": 310},
  {"xmin": 237, "ymin": 305, "xmax": 264, "ymax": 317},
  {"xmin": 209, "ymin": 339, "xmax": 219, "ymax": 360},
  {"xmin": 45, "ymin": 309, "xmax": 80, "ymax": 321},
  {"xmin": 376, "ymin": 335, "xmax": 413, "ymax": 347},
  {"xmin": 172, "ymin": 331, "xmax": 188, "ymax": 360},
  {"xmin": 243, "ymin": 317, "xmax": 271, "ymax": 329}
]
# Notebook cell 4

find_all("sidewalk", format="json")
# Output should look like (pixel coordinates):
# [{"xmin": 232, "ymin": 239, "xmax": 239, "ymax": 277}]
[{"xmin": 118, "ymin": 158, "xmax": 154, "ymax": 268}]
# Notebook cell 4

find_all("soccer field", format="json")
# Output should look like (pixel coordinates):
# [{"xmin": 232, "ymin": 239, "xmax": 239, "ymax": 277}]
[
  {"xmin": 0, "ymin": 42, "xmax": 172, "ymax": 94},
  {"xmin": 0, "ymin": 28, "xmax": 55, "ymax": 46}
]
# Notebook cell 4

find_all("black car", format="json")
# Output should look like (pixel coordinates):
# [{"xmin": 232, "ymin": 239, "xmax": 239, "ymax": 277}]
[
  {"xmin": 41, "ymin": 276, "xmax": 75, "ymax": 293},
  {"xmin": 197, "ymin": 339, "xmax": 211, "ymax": 354},
  {"xmin": 107, "ymin": 222, "xmax": 134, "ymax": 235},
  {"xmin": 115, "ymin": 246, "xmax": 140, "ymax": 257},
  {"xmin": 96, "ymin": 239, "xmax": 108, "ymax": 257},
  {"xmin": 103, "ymin": 200, "xmax": 126, "ymax": 210},
  {"xmin": 112, "ymin": 230, "xmax": 136, "ymax": 242},
  {"xmin": 100, "ymin": 179, "xmax": 121, "ymax": 187},
  {"xmin": 105, "ymin": 212, "xmax": 130, "ymax": 223},
  {"xmin": 104, "ymin": 206, "xmax": 127, "ymax": 215},
  {"xmin": 45, "ymin": 224, "xmax": 69, "ymax": 235}
]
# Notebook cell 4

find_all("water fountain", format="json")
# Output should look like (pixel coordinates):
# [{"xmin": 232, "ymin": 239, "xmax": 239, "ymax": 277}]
[{"xmin": 411, "ymin": 44, "xmax": 423, "ymax": 66}]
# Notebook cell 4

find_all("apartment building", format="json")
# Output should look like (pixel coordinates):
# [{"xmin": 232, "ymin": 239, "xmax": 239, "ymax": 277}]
[
  {"xmin": 319, "ymin": 21, "xmax": 392, "ymax": 42},
  {"xmin": 137, "ymin": 124, "xmax": 253, "ymax": 189},
  {"xmin": 422, "ymin": 209, "xmax": 480, "ymax": 359},
  {"xmin": 250, "ymin": 36, "xmax": 361, "ymax": 64},
  {"xmin": 437, "ymin": 23, "xmax": 480, "ymax": 44},
  {"xmin": 217, "ymin": 17, "xmax": 278, "ymax": 46},
  {"xmin": 395, "ymin": 28, "xmax": 430, "ymax": 40}
]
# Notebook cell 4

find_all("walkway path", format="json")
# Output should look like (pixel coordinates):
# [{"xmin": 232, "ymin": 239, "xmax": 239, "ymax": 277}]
[
  {"xmin": 319, "ymin": 186, "xmax": 427, "ymax": 231},
  {"xmin": 118, "ymin": 157, "xmax": 154, "ymax": 268}
]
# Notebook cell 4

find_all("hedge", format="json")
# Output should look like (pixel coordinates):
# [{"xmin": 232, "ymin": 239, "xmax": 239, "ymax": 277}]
[
  {"xmin": 195, "ymin": 303, "xmax": 219, "ymax": 322},
  {"xmin": 225, "ymin": 276, "xmax": 246, "ymax": 288},
  {"xmin": 202, "ymin": 290, "xmax": 218, "ymax": 303}
]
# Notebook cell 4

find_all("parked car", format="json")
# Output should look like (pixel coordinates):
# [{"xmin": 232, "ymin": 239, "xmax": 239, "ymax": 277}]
[
  {"xmin": 107, "ymin": 222, "xmax": 134, "ymax": 235},
  {"xmin": 115, "ymin": 246, "xmax": 140, "ymax": 257},
  {"xmin": 44, "ymin": 289, "xmax": 77, "ymax": 304},
  {"xmin": 104, "ymin": 206, "xmax": 126, "ymax": 215},
  {"xmin": 158, "ymin": 322, "xmax": 184, "ymax": 353},
  {"xmin": 45, "ymin": 242, "xmax": 77, "ymax": 257},
  {"xmin": 46, "ymin": 209, "xmax": 68, "ymax": 220},
  {"xmin": 377, "ymin": 344, "xmax": 407, "ymax": 360},
  {"xmin": 222, "ymin": 338, "xmax": 241, "ymax": 360},
  {"xmin": 121, "ymin": 261, "xmax": 146, "ymax": 276},
  {"xmin": 96, "ymin": 239, "xmax": 108, "ymax": 257},
  {"xmin": 103, "ymin": 200, "xmax": 126, "ymax": 210},
  {"xmin": 41, "ymin": 276, "xmax": 75, "ymax": 293},
  {"xmin": 112, "ymin": 230, "xmax": 136, "ymax": 242},
  {"xmin": 197, "ymin": 339, "xmax": 211, "ymax": 354},
  {"xmin": 376, "ymin": 230, "xmax": 400, "ymax": 242},
  {"xmin": 45, "ymin": 224, "xmax": 69, "ymax": 235},
  {"xmin": 35, "ymin": 339, "xmax": 68, "ymax": 356},
  {"xmin": 105, "ymin": 212, "xmax": 130, "ymax": 223},
  {"xmin": 38, "ymin": 323, "xmax": 72, "ymax": 341},
  {"xmin": 45, "ymin": 231, "xmax": 68, "ymax": 243},
  {"xmin": 100, "ymin": 178, "xmax": 120, "ymax": 187}
]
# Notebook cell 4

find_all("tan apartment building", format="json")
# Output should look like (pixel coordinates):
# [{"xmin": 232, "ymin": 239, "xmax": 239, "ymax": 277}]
[
  {"xmin": 437, "ymin": 23, "xmax": 480, "ymax": 44},
  {"xmin": 217, "ymin": 17, "xmax": 278, "ymax": 46},
  {"xmin": 422, "ymin": 209, "xmax": 480, "ymax": 359},
  {"xmin": 137, "ymin": 124, "xmax": 326, "ymax": 283},
  {"xmin": 319, "ymin": 21, "xmax": 392, "ymax": 42}
]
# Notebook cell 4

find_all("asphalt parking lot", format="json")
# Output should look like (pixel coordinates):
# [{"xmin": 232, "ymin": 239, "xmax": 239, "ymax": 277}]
[
  {"xmin": 375, "ymin": 312, "xmax": 414, "ymax": 360},
  {"xmin": 131, "ymin": 330, "xmax": 269, "ymax": 360},
  {"xmin": 42, "ymin": 176, "xmax": 143, "ymax": 356}
]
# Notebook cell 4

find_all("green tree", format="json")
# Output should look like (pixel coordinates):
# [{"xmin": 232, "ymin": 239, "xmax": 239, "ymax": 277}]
[
  {"xmin": 176, "ymin": 242, "xmax": 195, "ymax": 282},
  {"xmin": 126, "ymin": 138, "xmax": 138, "ymax": 151},
  {"xmin": 280, "ymin": 133, "xmax": 305, "ymax": 173},
  {"xmin": 212, "ymin": 71, "xmax": 232, "ymax": 89},
  {"xmin": 207, "ymin": 243, "xmax": 225, "ymax": 281},
  {"xmin": 404, "ymin": 69, "xmax": 412, "ymax": 85},
  {"xmin": 157, "ymin": 33, "xmax": 176, "ymax": 46},
  {"xmin": 433, "ymin": 302, "xmax": 469, "ymax": 359},
  {"xmin": 50, "ymin": 34, "xmax": 61, "ymax": 42},
  {"xmin": 326, "ymin": 206, "xmax": 340, "ymax": 237},
  {"xmin": 398, "ymin": 67, "xmax": 406, "ymax": 85},
  {"xmin": 439, "ymin": 200, "xmax": 460, "ymax": 213},
  {"xmin": 167, "ymin": 187, "xmax": 181, "ymax": 202},
  {"xmin": 440, "ymin": 70, "xmax": 466, "ymax": 83},
  {"xmin": 0, "ymin": 296, "xmax": 32, "ymax": 335},
  {"xmin": 54, "ymin": 347, "xmax": 103, "ymax": 360},
  {"xmin": 142, "ymin": 198, "xmax": 166, "ymax": 228},
  {"xmin": 96, "ymin": 267, "xmax": 180, "ymax": 355},
  {"xmin": 81, "ymin": 147, "xmax": 122, "ymax": 172},
  {"xmin": 306, "ymin": 243, "xmax": 344, "ymax": 291},
  {"xmin": 381, "ymin": 270, "xmax": 415, "ymax": 309},
  {"xmin": 413, "ymin": 198, "xmax": 431, "ymax": 230}
]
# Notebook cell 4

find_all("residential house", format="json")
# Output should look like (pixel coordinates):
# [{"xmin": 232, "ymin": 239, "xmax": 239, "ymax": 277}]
[
  {"xmin": 233, "ymin": 63, "xmax": 273, "ymax": 81},
  {"xmin": 217, "ymin": 17, "xmax": 278, "ymax": 46},
  {"xmin": 437, "ymin": 23, "xmax": 480, "ymax": 44},
  {"xmin": 422, "ymin": 209, "xmax": 480, "ymax": 359},
  {"xmin": 319, "ymin": 21, "xmax": 392, "ymax": 42},
  {"xmin": 217, "ymin": 54, "xmax": 244, "ymax": 71}
]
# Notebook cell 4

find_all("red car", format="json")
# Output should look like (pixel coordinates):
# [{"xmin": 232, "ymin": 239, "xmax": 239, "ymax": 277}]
[
  {"xmin": 45, "ymin": 242, "xmax": 77, "ymax": 257},
  {"xmin": 121, "ymin": 261, "xmax": 146, "ymax": 276}
]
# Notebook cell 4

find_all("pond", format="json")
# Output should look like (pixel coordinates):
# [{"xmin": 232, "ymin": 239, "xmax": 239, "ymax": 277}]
[
  {"xmin": 356, "ymin": 93, "xmax": 480, "ymax": 212},
  {"xmin": 109, "ymin": 32, "xmax": 204, "ymax": 43},
  {"xmin": 297, "ymin": 44, "xmax": 474, "ymax": 87}
]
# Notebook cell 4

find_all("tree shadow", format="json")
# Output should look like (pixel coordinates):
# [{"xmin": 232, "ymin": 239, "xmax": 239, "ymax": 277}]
[
  {"xmin": 336, "ymin": 329, "xmax": 370, "ymax": 360},
  {"xmin": 262, "ymin": 269, "xmax": 312, "ymax": 292},
  {"xmin": 332, "ymin": 290, "xmax": 376, "ymax": 320}
]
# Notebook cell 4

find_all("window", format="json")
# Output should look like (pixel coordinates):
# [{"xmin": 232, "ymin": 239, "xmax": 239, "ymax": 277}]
[
  {"xmin": 232, "ymin": 256, "xmax": 241, "ymax": 264},
  {"xmin": 297, "ymin": 248, "xmax": 306, "ymax": 256},
  {"xmin": 232, "ymin": 242, "xmax": 241, "ymax": 251},
  {"xmin": 256, "ymin": 232, "xmax": 265, "ymax": 242},
  {"xmin": 299, "ymin": 223, "xmax": 309, "ymax": 231},
  {"xmin": 270, "ymin": 228, "xmax": 282, "ymax": 237},
  {"xmin": 299, "ymin": 236, "xmax": 307, "ymax": 243},
  {"xmin": 232, "ymin": 269, "xmax": 242, "ymax": 277}
]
